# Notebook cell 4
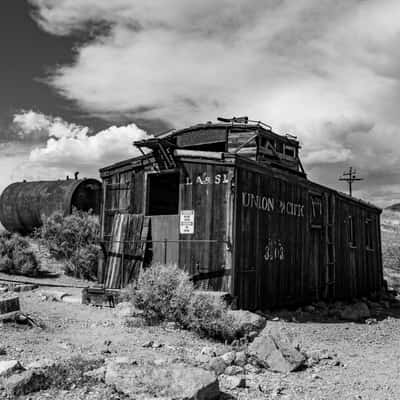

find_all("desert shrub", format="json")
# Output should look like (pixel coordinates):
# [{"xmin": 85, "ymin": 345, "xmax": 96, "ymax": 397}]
[
  {"xmin": 185, "ymin": 293, "xmax": 236, "ymax": 341},
  {"xmin": 130, "ymin": 263, "xmax": 235, "ymax": 341},
  {"xmin": 36, "ymin": 210, "xmax": 100, "ymax": 280},
  {"xmin": 0, "ymin": 231, "xmax": 39, "ymax": 276},
  {"xmin": 132, "ymin": 263, "xmax": 194, "ymax": 324}
]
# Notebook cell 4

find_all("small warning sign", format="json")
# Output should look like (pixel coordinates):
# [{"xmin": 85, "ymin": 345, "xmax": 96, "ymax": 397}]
[{"xmin": 180, "ymin": 210, "xmax": 195, "ymax": 234}]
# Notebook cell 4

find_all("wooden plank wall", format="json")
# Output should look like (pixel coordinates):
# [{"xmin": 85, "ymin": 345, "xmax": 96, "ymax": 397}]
[
  {"xmin": 179, "ymin": 162, "xmax": 234, "ymax": 292},
  {"xmin": 151, "ymin": 215, "xmax": 179, "ymax": 265},
  {"xmin": 234, "ymin": 167, "xmax": 308, "ymax": 309},
  {"xmin": 234, "ymin": 165, "xmax": 383, "ymax": 310},
  {"xmin": 333, "ymin": 198, "xmax": 382, "ymax": 299}
]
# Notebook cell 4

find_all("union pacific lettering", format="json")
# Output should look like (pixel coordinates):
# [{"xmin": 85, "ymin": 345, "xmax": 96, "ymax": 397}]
[{"xmin": 242, "ymin": 191, "xmax": 304, "ymax": 217}]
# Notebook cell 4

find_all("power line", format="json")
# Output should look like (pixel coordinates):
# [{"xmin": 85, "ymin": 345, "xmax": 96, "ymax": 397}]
[{"xmin": 338, "ymin": 166, "xmax": 363, "ymax": 197}]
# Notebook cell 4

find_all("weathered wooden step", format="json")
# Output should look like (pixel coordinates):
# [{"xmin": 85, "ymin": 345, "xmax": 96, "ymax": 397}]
[{"xmin": 0, "ymin": 296, "xmax": 20, "ymax": 315}]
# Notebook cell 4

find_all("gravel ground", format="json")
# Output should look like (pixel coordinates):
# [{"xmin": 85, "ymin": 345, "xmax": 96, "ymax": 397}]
[{"xmin": 0, "ymin": 289, "xmax": 400, "ymax": 399}]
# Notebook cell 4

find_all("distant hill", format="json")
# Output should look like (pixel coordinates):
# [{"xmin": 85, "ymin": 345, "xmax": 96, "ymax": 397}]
[{"xmin": 386, "ymin": 203, "xmax": 400, "ymax": 212}]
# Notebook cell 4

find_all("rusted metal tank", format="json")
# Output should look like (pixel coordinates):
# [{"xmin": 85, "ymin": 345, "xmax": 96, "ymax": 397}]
[{"xmin": 0, "ymin": 179, "xmax": 101, "ymax": 234}]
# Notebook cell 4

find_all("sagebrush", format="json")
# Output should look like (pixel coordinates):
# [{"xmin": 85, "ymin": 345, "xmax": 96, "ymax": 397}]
[
  {"xmin": 0, "ymin": 231, "xmax": 40, "ymax": 276},
  {"xmin": 36, "ymin": 210, "xmax": 100, "ymax": 280},
  {"xmin": 130, "ymin": 263, "xmax": 236, "ymax": 341}
]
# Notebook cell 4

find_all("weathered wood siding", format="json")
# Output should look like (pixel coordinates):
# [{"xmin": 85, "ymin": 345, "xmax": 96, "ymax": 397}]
[
  {"xmin": 101, "ymin": 169, "xmax": 146, "ymax": 245},
  {"xmin": 179, "ymin": 161, "xmax": 234, "ymax": 291},
  {"xmin": 332, "ymin": 196, "xmax": 382, "ymax": 299},
  {"xmin": 234, "ymin": 165, "xmax": 309, "ymax": 309},
  {"xmin": 234, "ymin": 163, "xmax": 382, "ymax": 310}
]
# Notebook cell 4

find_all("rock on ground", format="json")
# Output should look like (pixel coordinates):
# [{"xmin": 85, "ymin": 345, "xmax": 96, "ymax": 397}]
[
  {"xmin": 340, "ymin": 302, "xmax": 370, "ymax": 321},
  {"xmin": 248, "ymin": 327, "xmax": 306, "ymax": 373},
  {"xmin": 105, "ymin": 360, "xmax": 219, "ymax": 399},
  {"xmin": 2, "ymin": 369, "xmax": 49, "ymax": 397},
  {"xmin": 0, "ymin": 360, "xmax": 23, "ymax": 378},
  {"xmin": 228, "ymin": 309, "xmax": 266, "ymax": 337}
]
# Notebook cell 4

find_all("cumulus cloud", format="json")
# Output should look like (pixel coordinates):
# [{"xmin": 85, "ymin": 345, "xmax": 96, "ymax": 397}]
[
  {"xmin": 13, "ymin": 110, "xmax": 89, "ymax": 141},
  {"xmin": 11, "ymin": 110, "xmax": 150, "ymax": 182},
  {"xmin": 25, "ymin": 0, "xmax": 400, "ymax": 206}
]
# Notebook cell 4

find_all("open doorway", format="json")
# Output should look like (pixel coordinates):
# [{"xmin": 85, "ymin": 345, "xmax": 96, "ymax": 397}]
[
  {"xmin": 147, "ymin": 171, "xmax": 180, "ymax": 215},
  {"xmin": 146, "ymin": 171, "xmax": 180, "ymax": 265}
]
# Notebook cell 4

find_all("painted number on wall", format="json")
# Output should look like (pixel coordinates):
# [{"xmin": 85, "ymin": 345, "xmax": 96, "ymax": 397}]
[{"xmin": 264, "ymin": 238, "xmax": 285, "ymax": 261}]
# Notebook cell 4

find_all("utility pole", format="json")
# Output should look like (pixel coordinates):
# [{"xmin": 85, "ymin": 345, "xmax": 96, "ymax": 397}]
[{"xmin": 339, "ymin": 166, "xmax": 363, "ymax": 197}]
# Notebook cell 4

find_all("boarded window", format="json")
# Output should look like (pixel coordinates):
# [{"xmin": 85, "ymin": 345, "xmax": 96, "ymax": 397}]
[
  {"xmin": 284, "ymin": 145, "xmax": 296, "ymax": 158},
  {"xmin": 365, "ymin": 218, "xmax": 374, "ymax": 250},
  {"xmin": 310, "ymin": 195, "xmax": 323, "ymax": 227},
  {"xmin": 147, "ymin": 172, "xmax": 179, "ymax": 215},
  {"xmin": 348, "ymin": 216, "xmax": 356, "ymax": 247},
  {"xmin": 275, "ymin": 141, "xmax": 284, "ymax": 153}
]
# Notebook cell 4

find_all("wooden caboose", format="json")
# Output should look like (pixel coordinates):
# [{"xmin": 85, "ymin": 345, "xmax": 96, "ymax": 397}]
[{"xmin": 99, "ymin": 117, "xmax": 383, "ymax": 310}]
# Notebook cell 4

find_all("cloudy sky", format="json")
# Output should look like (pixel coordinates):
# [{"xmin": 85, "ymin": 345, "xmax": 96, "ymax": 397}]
[{"xmin": 1, "ymin": 0, "xmax": 400, "ymax": 207}]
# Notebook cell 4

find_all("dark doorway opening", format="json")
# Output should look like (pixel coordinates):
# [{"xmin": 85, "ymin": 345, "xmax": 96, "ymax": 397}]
[{"xmin": 147, "ymin": 172, "xmax": 179, "ymax": 215}]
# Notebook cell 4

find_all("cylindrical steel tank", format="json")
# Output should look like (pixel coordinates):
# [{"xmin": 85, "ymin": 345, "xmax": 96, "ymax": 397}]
[{"xmin": 0, "ymin": 179, "xmax": 102, "ymax": 234}]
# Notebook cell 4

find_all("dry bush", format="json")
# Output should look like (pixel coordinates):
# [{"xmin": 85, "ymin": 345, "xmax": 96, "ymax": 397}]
[
  {"xmin": 130, "ymin": 263, "xmax": 235, "ymax": 341},
  {"xmin": 131, "ymin": 263, "xmax": 194, "ymax": 325},
  {"xmin": 36, "ymin": 210, "xmax": 100, "ymax": 280},
  {"xmin": 0, "ymin": 231, "xmax": 40, "ymax": 276}
]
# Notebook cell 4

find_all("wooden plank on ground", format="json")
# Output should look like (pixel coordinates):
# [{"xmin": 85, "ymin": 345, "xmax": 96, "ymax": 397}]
[{"xmin": 0, "ymin": 296, "xmax": 20, "ymax": 315}]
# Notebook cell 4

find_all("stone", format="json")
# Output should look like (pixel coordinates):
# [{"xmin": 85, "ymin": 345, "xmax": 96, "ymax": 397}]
[
  {"xmin": 244, "ymin": 364, "xmax": 261, "ymax": 374},
  {"xmin": 209, "ymin": 357, "xmax": 227, "ymax": 375},
  {"xmin": 224, "ymin": 365, "xmax": 244, "ymax": 375},
  {"xmin": 228, "ymin": 310, "xmax": 266, "ymax": 337},
  {"xmin": 83, "ymin": 366, "xmax": 106, "ymax": 381},
  {"xmin": 121, "ymin": 316, "xmax": 145, "ymax": 328},
  {"xmin": 220, "ymin": 351, "xmax": 236, "ymax": 366},
  {"xmin": 234, "ymin": 351, "xmax": 247, "ymax": 367},
  {"xmin": 248, "ymin": 331, "xmax": 259, "ymax": 341},
  {"xmin": 114, "ymin": 301, "xmax": 138, "ymax": 318},
  {"xmin": 26, "ymin": 359, "xmax": 55, "ymax": 370},
  {"xmin": 0, "ymin": 360, "xmax": 23, "ymax": 378},
  {"xmin": 201, "ymin": 347, "xmax": 217, "ymax": 357},
  {"xmin": 3, "ymin": 370, "xmax": 49, "ymax": 397},
  {"xmin": 38, "ymin": 290, "xmax": 68, "ymax": 302},
  {"xmin": 105, "ymin": 361, "xmax": 219, "ymax": 399},
  {"xmin": 340, "ymin": 302, "xmax": 370, "ymax": 321},
  {"xmin": 196, "ymin": 353, "xmax": 211, "ymax": 364},
  {"xmin": 220, "ymin": 375, "xmax": 246, "ymax": 390},
  {"xmin": 248, "ymin": 328, "xmax": 306, "ymax": 373}
]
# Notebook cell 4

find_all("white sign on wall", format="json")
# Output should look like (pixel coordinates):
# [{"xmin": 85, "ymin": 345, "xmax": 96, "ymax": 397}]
[{"xmin": 180, "ymin": 210, "xmax": 195, "ymax": 234}]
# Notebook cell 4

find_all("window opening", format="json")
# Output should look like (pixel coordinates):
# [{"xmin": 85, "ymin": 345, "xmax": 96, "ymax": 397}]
[
  {"xmin": 365, "ymin": 218, "xmax": 374, "ymax": 250},
  {"xmin": 284, "ymin": 145, "xmax": 295, "ymax": 158},
  {"xmin": 348, "ymin": 216, "xmax": 356, "ymax": 247},
  {"xmin": 275, "ymin": 141, "xmax": 284, "ymax": 153},
  {"xmin": 147, "ymin": 172, "xmax": 179, "ymax": 215},
  {"xmin": 310, "ymin": 195, "xmax": 323, "ymax": 227}
]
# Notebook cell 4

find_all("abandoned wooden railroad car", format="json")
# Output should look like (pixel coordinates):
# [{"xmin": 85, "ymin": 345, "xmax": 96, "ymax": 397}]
[{"xmin": 99, "ymin": 117, "xmax": 383, "ymax": 310}]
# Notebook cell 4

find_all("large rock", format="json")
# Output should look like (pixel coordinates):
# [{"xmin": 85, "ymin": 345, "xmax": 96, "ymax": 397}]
[
  {"xmin": 228, "ymin": 310, "xmax": 266, "ymax": 337},
  {"xmin": 0, "ymin": 360, "xmax": 23, "ymax": 378},
  {"xmin": 340, "ymin": 302, "xmax": 370, "ymax": 321},
  {"xmin": 106, "ymin": 361, "xmax": 219, "ymax": 399},
  {"xmin": 2, "ymin": 370, "xmax": 48, "ymax": 397},
  {"xmin": 248, "ymin": 328, "xmax": 306, "ymax": 373}
]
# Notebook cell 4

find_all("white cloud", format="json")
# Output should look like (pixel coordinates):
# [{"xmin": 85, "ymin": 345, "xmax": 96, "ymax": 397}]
[
  {"xmin": 13, "ymin": 110, "xmax": 89, "ymax": 141},
  {"xmin": 10, "ymin": 110, "xmax": 150, "ymax": 182}
]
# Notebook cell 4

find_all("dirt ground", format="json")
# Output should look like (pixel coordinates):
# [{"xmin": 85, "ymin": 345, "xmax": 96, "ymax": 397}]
[
  {"xmin": 1, "ymin": 217, "xmax": 400, "ymax": 399},
  {"xmin": 1, "ymin": 288, "xmax": 400, "ymax": 399}
]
